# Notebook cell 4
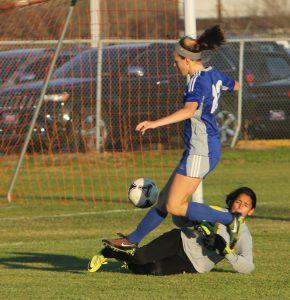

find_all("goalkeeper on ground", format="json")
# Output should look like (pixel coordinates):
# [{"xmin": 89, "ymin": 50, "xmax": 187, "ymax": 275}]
[{"xmin": 88, "ymin": 187, "xmax": 256, "ymax": 275}]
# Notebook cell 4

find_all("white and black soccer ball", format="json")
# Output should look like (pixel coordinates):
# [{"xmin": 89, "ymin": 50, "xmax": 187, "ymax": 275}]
[{"xmin": 128, "ymin": 178, "xmax": 159, "ymax": 208}]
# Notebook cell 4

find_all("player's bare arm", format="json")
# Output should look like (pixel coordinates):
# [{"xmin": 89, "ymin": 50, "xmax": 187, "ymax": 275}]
[{"xmin": 136, "ymin": 102, "xmax": 198, "ymax": 135}]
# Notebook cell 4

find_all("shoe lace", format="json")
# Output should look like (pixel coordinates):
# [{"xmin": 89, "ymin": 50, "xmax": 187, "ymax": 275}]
[{"xmin": 121, "ymin": 262, "xmax": 128, "ymax": 269}]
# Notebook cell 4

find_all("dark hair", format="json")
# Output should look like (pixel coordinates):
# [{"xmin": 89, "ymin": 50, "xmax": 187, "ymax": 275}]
[
  {"xmin": 178, "ymin": 25, "xmax": 225, "ymax": 55},
  {"xmin": 226, "ymin": 187, "xmax": 257, "ymax": 209}
]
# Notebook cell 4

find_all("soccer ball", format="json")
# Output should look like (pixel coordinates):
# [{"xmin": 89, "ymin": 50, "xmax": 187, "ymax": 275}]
[{"xmin": 128, "ymin": 178, "xmax": 159, "ymax": 208}]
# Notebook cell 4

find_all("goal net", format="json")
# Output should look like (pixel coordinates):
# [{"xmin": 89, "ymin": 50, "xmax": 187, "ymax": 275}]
[{"xmin": 0, "ymin": 0, "xmax": 182, "ymax": 204}]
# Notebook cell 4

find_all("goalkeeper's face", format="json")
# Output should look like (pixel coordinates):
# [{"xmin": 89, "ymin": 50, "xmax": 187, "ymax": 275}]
[{"xmin": 230, "ymin": 193, "xmax": 255, "ymax": 218}]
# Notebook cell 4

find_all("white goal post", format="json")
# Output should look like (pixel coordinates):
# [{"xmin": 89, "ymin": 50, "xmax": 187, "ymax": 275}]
[{"xmin": 184, "ymin": 0, "xmax": 204, "ymax": 203}]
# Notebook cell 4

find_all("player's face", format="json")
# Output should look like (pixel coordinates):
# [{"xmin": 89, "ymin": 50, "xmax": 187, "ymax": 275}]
[
  {"xmin": 230, "ymin": 193, "xmax": 254, "ymax": 217},
  {"xmin": 173, "ymin": 51, "xmax": 189, "ymax": 76}
]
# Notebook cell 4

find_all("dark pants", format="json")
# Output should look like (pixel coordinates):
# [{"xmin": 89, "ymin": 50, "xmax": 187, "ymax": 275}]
[{"xmin": 102, "ymin": 229, "xmax": 197, "ymax": 276}]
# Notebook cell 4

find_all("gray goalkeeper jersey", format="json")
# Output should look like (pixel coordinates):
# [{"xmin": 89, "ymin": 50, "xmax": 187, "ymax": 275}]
[{"xmin": 180, "ymin": 222, "xmax": 254, "ymax": 274}]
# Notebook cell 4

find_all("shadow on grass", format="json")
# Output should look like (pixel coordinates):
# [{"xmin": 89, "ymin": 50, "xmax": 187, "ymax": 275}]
[
  {"xmin": 0, "ymin": 252, "xmax": 245, "ymax": 276},
  {"xmin": 0, "ymin": 252, "xmax": 240, "ymax": 277},
  {"xmin": 0, "ymin": 252, "xmax": 128, "ymax": 274}
]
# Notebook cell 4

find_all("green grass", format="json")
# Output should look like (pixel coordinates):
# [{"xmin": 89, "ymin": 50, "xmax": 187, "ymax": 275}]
[{"xmin": 0, "ymin": 148, "xmax": 290, "ymax": 299}]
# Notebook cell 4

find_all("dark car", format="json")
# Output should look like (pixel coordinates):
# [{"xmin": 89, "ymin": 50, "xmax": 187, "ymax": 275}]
[
  {"xmin": 0, "ymin": 48, "xmax": 45, "ymax": 87},
  {"xmin": 217, "ymin": 42, "xmax": 290, "ymax": 142},
  {"xmin": 55, "ymin": 42, "xmax": 234, "ymax": 150},
  {"xmin": 0, "ymin": 44, "xmax": 168, "ymax": 152},
  {"xmin": 1, "ymin": 45, "xmax": 85, "ymax": 89},
  {"xmin": 0, "ymin": 91, "xmax": 72, "ymax": 153}
]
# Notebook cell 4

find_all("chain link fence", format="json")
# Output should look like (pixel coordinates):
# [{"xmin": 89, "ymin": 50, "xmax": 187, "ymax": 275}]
[
  {"xmin": 1, "ymin": 38, "xmax": 289, "ymax": 155},
  {"xmin": 238, "ymin": 40, "xmax": 290, "ymax": 141}
]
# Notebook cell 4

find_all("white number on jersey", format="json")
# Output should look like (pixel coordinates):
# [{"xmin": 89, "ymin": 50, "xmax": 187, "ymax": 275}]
[{"xmin": 211, "ymin": 80, "xmax": 222, "ymax": 114}]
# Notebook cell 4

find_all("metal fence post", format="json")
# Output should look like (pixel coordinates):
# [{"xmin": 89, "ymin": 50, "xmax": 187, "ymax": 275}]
[
  {"xmin": 90, "ymin": 0, "xmax": 102, "ymax": 152},
  {"xmin": 7, "ymin": 0, "xmax": 78, "ymax": 202},
  {"xmin": 95, "ymin": 42, "xmax": 103, "ymax": 152},
  {"xmin": 231, "ymin": 40, "xmax": 245, "ymax": 148}
]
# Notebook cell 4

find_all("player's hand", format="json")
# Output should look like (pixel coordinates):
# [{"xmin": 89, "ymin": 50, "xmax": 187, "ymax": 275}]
[
  {"xmin": 136, "ymin": 121, "xmax": 157, "ymax": 135},
  {"xmin": 212, "ymin": 234, "xmax": 227, "ymax": 254},
  {"xmin": 204, "ymin": 233, "xmax": 228, "ymax": 255}
]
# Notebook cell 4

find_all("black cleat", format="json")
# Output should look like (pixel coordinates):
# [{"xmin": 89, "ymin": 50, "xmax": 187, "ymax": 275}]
[{"xmin": 102, "ymin": 236, "xmax": 138, "ymax": 255}]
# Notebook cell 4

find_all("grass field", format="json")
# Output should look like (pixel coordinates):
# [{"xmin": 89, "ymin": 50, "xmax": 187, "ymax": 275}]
[{"xmin": 0, "ymin": 148, "xmax": 290, "ymax": 299}]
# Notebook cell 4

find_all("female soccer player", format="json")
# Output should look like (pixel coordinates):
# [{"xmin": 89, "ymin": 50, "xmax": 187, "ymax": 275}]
[
  {"xmin": 103, "ymin": 25, "xmax": 241, "ymax": 251},
  {"xmin": 89, "ymin": 187, "xmax": 256, "ymax": 275}
]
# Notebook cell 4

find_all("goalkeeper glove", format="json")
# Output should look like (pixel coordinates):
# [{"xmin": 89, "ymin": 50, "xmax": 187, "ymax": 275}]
[
  {"xmin": 195, "ymin": 221, "xmax": 215, "ymax": 239},
  {"xmin": 204, "ymin": 233, "xmax": 234, "ymax": 255}
]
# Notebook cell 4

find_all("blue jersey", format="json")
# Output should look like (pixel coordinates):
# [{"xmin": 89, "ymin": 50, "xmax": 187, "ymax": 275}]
[{"xmin": 182, "ymin": 66, "xmax": 235, "ymax": 158}]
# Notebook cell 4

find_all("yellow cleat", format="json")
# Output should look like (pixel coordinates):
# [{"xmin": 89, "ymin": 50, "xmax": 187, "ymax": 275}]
[{"xmin": 87, "ymin": 255, "xmax": 108, "ymax": 273}]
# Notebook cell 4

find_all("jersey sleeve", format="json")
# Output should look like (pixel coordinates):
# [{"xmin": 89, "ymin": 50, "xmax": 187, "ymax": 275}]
[
  {"xmin": 217, "ymin": 223, "xmax": 255, "ymax": 274},
  {"xmin": 225, "ymin": 233, "xmax": 255, "ymax": 274},
  {"xmin": 219, "ymin": 71, "xmax": 235, "ymax": 92},
  {"xmin": 183, "ymin": 76, "xmax": 203, "ymax": 107}
]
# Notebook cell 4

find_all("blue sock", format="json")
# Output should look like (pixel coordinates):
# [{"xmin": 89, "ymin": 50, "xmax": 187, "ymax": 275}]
[
  {"xmin": 127, "ymin": 207, "xmax": 167, "ymax": 244},
  {"xmin": 186, "ymin": 202, "xmax": 233, "ymax": 225}
]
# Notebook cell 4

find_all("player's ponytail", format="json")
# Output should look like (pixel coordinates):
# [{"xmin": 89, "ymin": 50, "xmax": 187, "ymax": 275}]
[
  {"xmin": 197, "ymin": 25, "xmax": 225, "ymax": 51},
  {"xmin": 175, "ymin": 25, "xmax": 225, "ymax": 60}
]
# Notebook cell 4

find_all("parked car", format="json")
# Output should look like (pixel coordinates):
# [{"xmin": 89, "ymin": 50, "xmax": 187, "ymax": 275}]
[
  {"xmin": 218, "ymin": 42, "xmax": 290, "ymax": 141},
  {"xmin": 0, "ymin": 48, "xmax": 45, "ymax": 87},
  {"xmin": 0, "ymin": 44, "xmax": 169, "ymax": 152},
  {"xmin": 276, "ymin": 40, "xmax": 290, "ymax": 55},
  {"xmin": 0, "ymin": 45, "xmax": 85, "ymax": 90},
  {"xmin": 1, "ymin": 41, "xmax": 289, "ymax": 153}
]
